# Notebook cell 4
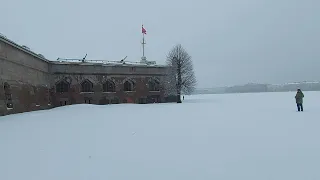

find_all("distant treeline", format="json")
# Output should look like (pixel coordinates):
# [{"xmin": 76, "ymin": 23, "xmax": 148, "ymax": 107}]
[{"xmin": 194, "ymin": 82, "xmax": 320, "ymax": 95}]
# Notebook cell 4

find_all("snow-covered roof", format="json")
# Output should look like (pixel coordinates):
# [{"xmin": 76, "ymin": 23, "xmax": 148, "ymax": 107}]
[
  {"xmin": 0, "ymin": 33, "xmax": 49, "ymax": 62},
  {"xmin": 0, "ymin": 33, "xmax": 168, "ymax": 68},
  {"xmin": 52, "ymin": 59, "xmax": 168, "ymax": 67}
]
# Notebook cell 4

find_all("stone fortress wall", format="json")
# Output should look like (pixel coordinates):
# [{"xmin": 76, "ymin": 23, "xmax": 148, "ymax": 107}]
[
  {"xmin": 0, "ymin": 36, "xmax": 51, "ymax": 116},
  {"xmin": 0, "ymin": 35, "xmax": 170, "ymax": 116}
]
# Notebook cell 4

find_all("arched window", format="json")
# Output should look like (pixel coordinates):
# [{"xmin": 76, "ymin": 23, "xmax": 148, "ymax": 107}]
[
  {"xmin": 56, "ymin": 80, "xmax": 70, "ymax": 93},
  {"xmin": 103, "ymin": 80, "xmax": 116, "ymax": 92},
  {"xmin": 4, "ymin": 82, "xmax": 11, "ymax": 98},
  {"xmin": 4, "ymin": 82, "xmax": 13, "ymax": 108},
  {"xmin": 148, "ymin": 79, "xmax": 160, "ymax": 91},
  {"xmin": 124, "ymin": 79, "xmax": 135, "ymax": 91},
  {"xmin": 81, "ymin": 80, "xmax": 93, "ymax": 92},
  {"xmin": 4, "ymin": 82, "xmax": 10, "ymax": 91}
]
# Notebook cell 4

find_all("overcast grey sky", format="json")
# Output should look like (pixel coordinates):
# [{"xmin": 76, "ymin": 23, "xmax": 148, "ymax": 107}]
[{"xmin": 1, "ymin": 0, "xmax": 319, "ymax": 88}]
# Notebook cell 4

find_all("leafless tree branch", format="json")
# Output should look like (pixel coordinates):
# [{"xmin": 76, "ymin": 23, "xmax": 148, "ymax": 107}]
[{"xmin": 164, "ymin": 44, "xmax": 197, "ymax": 102}]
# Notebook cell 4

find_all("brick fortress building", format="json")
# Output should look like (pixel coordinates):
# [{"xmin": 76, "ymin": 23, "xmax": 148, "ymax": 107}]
[{"xmin": 0, "ymin": 35, "xmax": 173, "ymax": 116}]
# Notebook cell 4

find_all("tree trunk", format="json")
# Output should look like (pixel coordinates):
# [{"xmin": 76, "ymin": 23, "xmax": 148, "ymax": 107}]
[{"xmin": 177, "ymin": 60, "xmax": 182, "ymax": 103}]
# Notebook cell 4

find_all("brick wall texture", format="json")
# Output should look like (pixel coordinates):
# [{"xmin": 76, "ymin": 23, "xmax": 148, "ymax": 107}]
[{"xmin": 0, "ymin": 37, "xmax": 172, "ymax": 116}]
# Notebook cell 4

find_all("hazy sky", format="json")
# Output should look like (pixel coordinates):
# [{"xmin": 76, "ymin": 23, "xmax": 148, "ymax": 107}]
[{"xmin": 2, "ymin": 0, "xmax": 319, "ymax": 88}]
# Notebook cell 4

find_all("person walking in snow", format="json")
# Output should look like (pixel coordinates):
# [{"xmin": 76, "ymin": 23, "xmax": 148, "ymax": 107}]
[{"xmin": 295, "ymin": 89, "xmax": 304, "ymax": 112}]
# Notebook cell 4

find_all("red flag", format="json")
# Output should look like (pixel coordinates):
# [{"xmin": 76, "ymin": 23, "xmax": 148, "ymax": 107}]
[{"xmin": 142, "ymin": 25, "xmax": 147, "ymax": 34}]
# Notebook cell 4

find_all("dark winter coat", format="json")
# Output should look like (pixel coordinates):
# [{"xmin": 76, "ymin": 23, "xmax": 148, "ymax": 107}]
[{"xmin": 295, "ymin": 91, "xmax": 304, "ymax": 104}]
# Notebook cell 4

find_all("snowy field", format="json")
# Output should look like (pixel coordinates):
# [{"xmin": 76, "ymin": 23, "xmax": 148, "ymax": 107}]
[{"xmin": 1, "ymin": 91, "xmax": 320, "ymax": 180}]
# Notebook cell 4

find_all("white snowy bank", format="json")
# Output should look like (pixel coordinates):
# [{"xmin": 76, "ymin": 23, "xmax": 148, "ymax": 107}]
[{"xmin": 1, "ymin": 91, "xmax": 320, "ymax": 180}]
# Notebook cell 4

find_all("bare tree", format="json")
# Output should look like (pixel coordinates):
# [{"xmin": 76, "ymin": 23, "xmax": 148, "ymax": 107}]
[{"xmin": 165, "ymin": 44, "xmax": 197, "ymax": 103}]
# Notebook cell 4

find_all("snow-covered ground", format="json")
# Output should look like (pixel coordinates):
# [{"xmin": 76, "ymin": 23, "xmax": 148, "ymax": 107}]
[{"xmin": 1, "ymin": 91, "xmax": 320, "ymax": 180}]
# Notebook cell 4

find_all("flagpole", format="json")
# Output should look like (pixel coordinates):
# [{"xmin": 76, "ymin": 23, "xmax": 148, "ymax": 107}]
[
  {"xmin": 141, "ymin": 24, "xmax": 147, "ymax": 63},
  {"xmin": 142, "ymin": 32, "xmax": 145, "ymax": 57}
]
